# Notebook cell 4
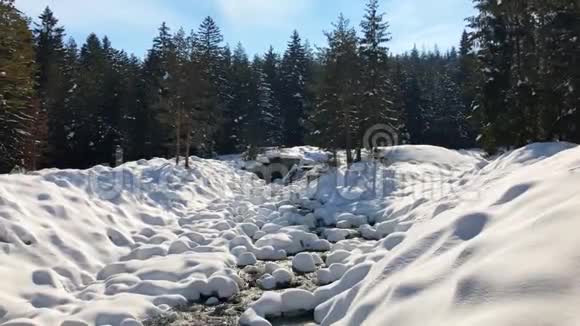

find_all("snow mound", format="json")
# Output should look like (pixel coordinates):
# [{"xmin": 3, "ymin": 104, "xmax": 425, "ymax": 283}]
[
  {"xmin": 3, "ymin": 142, "xmax": 580, "ymax": 326},
  {"xmin": 308, "ymin": 143, "xmax": 580, "ymax": 325},
  {"xmin": 379, "ymin": 145, "xmax": 486, "ymax": 168},
  {"xmin": 0, "ymin": 157, "xmax": 259, "ymax": 325},
  {"xmin": 264, "ymin": 146, "xmax": 330, "ymax": 164}
]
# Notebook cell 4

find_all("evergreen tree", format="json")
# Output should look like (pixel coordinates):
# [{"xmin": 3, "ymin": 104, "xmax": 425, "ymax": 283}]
[
  {"xmin": 60, "ymin": 37, "xmax": 80, "ymax": 166},
  {"xmin": 533, "ymin": 0, "xmax": 580, "ymax": 142},
  {"xmin": 280, "ymin": 31, "xmax": 309, "ymax": 146},
  {"xmin": 400, "ymin": 47, "xmax": 426, "ymax": 144},
  {"xmin": 33, "ymin": 7, "xmax": 68, "ymax": 167},
  {"xmin": 215, "ymin": 44, "xmax": 237, "ymax": 154},
  {"xmin": 253, "ymin": 56, "xmax": 282, "ymax": 147},
  {"xmin": 469, "ymin": 0, "xmax": 514, "ymax": 152},
  {"xmin": 142, "ymin": 22, "xmax": 173, "ymax": 158},
  {"xmin": 117, "ymin": 53, "xmax": 145, "ymax": 162},
  {"xmin": 261, "ymin": 46, "xmax": 283, "ymax": 145},
  {"xmin": 0, "ymin": 0, "xmax": 36, "ymax": 172},
  {"xmin": 228, "ymin": 43, "xmax": 252, "ymax": 151},
  {"xmin": 194, "ymin": 17, "xmax": 225, "ymax": 156},
  {"xmin": 458, "ymin": 30, "xmax": 480, "ymax": 143},
  {"xmin": 159, "ymin": 28, "xmax": 189, "ymax": 165},
  {"xmin": 311, "ymin": 14, "xmax": 360, "ymax": 164},
  {"xmin": 69, "ymin": 33, "xmax": 107, "ymax": 167},
  {"xmin": 359, "ymin": 0, "xmax": 396, "ymax": 149}
]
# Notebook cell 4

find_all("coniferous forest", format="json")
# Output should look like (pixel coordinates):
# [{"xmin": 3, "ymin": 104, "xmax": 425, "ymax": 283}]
[{"xmin": 1, "ymin": 0, "xmax": 579, "ymax": 173}]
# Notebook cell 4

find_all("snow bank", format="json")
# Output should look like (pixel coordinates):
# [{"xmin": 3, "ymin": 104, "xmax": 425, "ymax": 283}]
[
  {"xmin": 3, "ymin": 142, "xmax": 580, "ymax": 326},
  {"xmin": 379, "ymin": 144, "xmax": 487, "ymax": 168},
  {"xmin": 308, "ymin": 143, "xmax": 580, "ymax": 325},
  {"xmin": 0, "ymin": 157, "xmax": 260, "ymax": 325},
  {"xmin": 265, "ymin": 146, "xmax": 331, "ymax": 165}
]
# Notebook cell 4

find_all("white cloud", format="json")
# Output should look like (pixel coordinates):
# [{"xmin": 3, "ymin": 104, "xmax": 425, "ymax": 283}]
[{"xmin": 215, "ymin": 0, "xmax": 312, "ymax": 28}]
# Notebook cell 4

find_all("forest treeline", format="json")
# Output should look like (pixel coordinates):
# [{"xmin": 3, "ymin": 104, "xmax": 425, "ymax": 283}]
[{"xmin": 0, "ymin": 0, "xmax": 578, "ymax": 172}]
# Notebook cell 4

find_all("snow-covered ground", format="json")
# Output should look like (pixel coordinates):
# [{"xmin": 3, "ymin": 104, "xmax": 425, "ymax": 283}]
[{"xmin": 1, "ymin": 143, "xmax": 580, "ymax": 326}]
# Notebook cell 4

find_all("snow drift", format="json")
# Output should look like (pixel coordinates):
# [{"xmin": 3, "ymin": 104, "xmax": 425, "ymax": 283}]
[
  {"xmin": 307, "ymin": 143, "xmax": 580, "ymax": 326},
  {"xmin": 0, "ymin": 157, "xmax": 260, "ymax": 325},
  {"xmin": 1, "ymin": 143, "xmax": 580, "ymax": 326}
]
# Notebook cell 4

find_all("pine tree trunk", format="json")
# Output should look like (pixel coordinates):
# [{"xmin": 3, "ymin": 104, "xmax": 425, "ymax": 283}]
[
  {"xmin": 185, "ymin": 130, "xmax": 191, "ymax": 169},
  {"xmin": 355, "ymin": 148, "xmax": 362, "ymax": 162},
  {"xmin": 345, "ymin": 133, "xmax": 353, "ymax": 165},
  {"xmin": 175, "ymin": 106, "xmax": 181, "ymax": 166}
]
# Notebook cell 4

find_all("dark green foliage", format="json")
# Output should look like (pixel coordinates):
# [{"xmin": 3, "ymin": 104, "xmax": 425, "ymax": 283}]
[
  {"xmin": 1, "ymin": 0, "xmax": 579, "ymax": 172},
  {"xmin": 359, "ymin": 0, "xmax": 397, "ymax": 143},
  {"xmin": 0, "ymin": 0, "xmax": 36, "ymax": 172},
  {"xmin": 280, "ymin": 31, "xmax": 310, "ymax": 147},
  {"xmin": 310, "ymin": 14, "xmax": 361, "ymax": 163},
  {"xmin": 469, "ymin": 0, "xmax": 580, "ymax": 152}
]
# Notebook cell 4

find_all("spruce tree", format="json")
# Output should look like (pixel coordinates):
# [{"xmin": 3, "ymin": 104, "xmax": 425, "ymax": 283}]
[
  {"xmin": 261, "ymin": 46, "xmax": 283, "ymax": 146},
  {"xmin": 194, "ymin": 17, "xmax": 225, "ymax": 156},
  {"xmin": 469, "ymin": 0, "xmax": 513, "ymax": 152},
  {"xmin": 458, "ymin": 30, "xmax": 480, "ymax": 144},
  {"xmin": 0, "ymin": 0, "xmax": 36, "ymax": 172},
  {"xmin": 253, "ymin": 56, "xmax": 282, "ymax": 147},
  {"xmin": 401, "ymin": 47, "xmax": 426, "ymax": 144},
  {"xmin": 311, "ymin": 14, "xmax": 360, "ymax": 164},
  {"xmin": 142, "ymin": 22, "xmax": 173, "ymax": 158},
  {"xmin": 70, "ymin": 33, "xmax": 107, "ymax": 167},
  {"xmin": 33, "ymin": 7, "xmax": 68, "ymax": 167},
  {"xmin": 280, "ymin": 31, "xmax": 309, "ymax": 147},
  {"xmin": 359, "ymin": 0, "xmax": 396, "ymax": 149},
  {"xmin": 60, "ymin": 37, "xmax": 79, "ymax": 166},
  {"xmin": 228, "ymin": 43, "xmax": 252, "ymax": 152}
]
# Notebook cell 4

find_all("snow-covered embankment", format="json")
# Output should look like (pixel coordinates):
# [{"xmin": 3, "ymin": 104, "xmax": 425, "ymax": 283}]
[{"xmin": 2, "ymin": 143, "xmax": 580, "ymax": 326}]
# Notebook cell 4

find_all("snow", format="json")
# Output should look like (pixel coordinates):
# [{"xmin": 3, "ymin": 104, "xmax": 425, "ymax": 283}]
[
  {"xmin": 291, "ymin": 253, "xmax": 318, "ymax": 273},
  {"xmin": 258, "ymin": 268, "xmax": 294, "ymax": 290},
  {"xmin": 237, "ymin": 252, "xmax": 258, "ymax": 267},
  {"xmin": 308, "ymin": 142, "xmax": 580, "ymax": 326},
  {"xmin": 2, "ymin": 143, "xmax": 580, "ymax": 326},
  {"xmin": 240, "ymin": 289, "xmax": 317, "ymax": 326},
  {"xmin": 0, "ymin": 157, "xmax": 258, "ymax": 325}
]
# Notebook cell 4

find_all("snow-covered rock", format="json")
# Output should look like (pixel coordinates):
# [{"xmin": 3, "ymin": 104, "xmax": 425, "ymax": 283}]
[
  {"xmin": 3, "ymin": 143, "xmax": 580, "ymax": 326},
  {"xmin": 257, "ymin": 274, "xmax": 277, "ymax": 290},
  {"xmin": 292, "ymin": 253, "xmax": 318, "ymax": 273},
  {"xmin": 237, "ymin": 252, "xmax": 258, "ymax": 267},
  {"xmin": 241, "ymin": 289, "xmax": 318, "ymax": 326}
]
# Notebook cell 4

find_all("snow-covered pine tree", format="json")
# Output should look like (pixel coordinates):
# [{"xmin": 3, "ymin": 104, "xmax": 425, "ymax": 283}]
[
  {"xmin": 468, "ymin": 0, "xmax": 514, "ymax": 153},
  {"xmin": 68, "ymin": 34, "xmax": 107, "ymax": 167},
  {"xmin": 116, "ymin": 53, "xmax": 145, "ymax": 162},
  {"xmin": 458, "ymin": 30, "xmax": 480, "ymax": 143},
  {"xmin": 215, "ymin": 44, "xmax": 237, "ymax": 154},
  {"xmin": 252, "ymin": 56, "xmax": 282, "ymax": 147},
  {"xmin": 280, "ymin": 31, "xmax": 309, "ymax": 147},
  {"xmin": 312, "ymin": 14, "xmax": 360, "ymax": 164},
  {"xmin": 260, "ymin": 47, "xmax": 283, "ymax": 146},
  {"xmin": 98, "ymin": 36, "xmax": 126, "ymax": 166},
  {"xmin": 141, "ymin": 22, "xmax": 173, "ymax": 159},
  {"xmin": 533, "ymin": 0, "xmax": 580, "ymax": 143},
  {"xmin": 228, "ymin": 43, "xmax": 253, "ymax": 152},
  {"xmin": 0, "ymin": 0, "xmax": 37, "ymax": 173},
  {"xmin": 400, "ymin": 47, "xmax": 426, "ymax": 145},
  {"xmin": 160, "ymin": 28, "xmax": 190, "ymax": 165},
  {"xmin": 193, "ymin": 17, "xmax": 225, "ymax": 157},
  {"xmin": 33, "ymin": 7, "xmax": 67, "ymax": 168},
  {"xmin": 359, "ymin": 0, "xmax": 397, "ymax": 150}
]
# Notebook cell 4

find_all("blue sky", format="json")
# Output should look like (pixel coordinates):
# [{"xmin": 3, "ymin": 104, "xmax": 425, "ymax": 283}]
[{"xmin": 15, "ymin": 0, "xmax": 475, "ymax": 57}]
